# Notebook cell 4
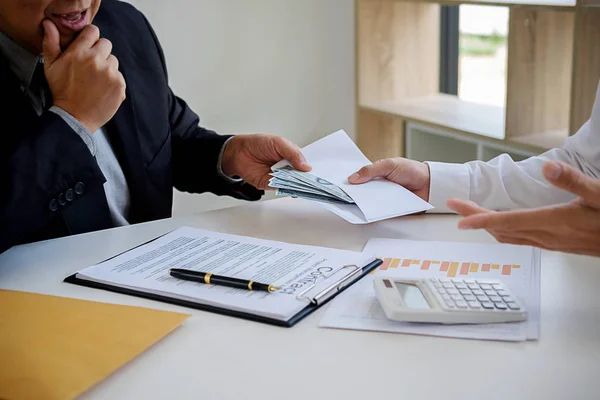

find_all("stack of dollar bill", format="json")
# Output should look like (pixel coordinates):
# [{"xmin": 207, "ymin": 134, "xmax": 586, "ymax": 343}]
[{"xmin": 269, "ymin": 165, "xmax": 355, "ymax": 205}]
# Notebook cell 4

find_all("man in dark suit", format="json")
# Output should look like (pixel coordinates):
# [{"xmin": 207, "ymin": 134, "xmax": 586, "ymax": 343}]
[{"xmin": 0, "ymin": 0, "xmax": 311, "ymax": 253}]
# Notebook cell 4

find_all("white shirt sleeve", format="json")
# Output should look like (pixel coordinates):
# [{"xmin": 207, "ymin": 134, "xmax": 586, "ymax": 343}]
[
  {"xmin": 217, "ymin": 136, "xmax": 244, "ymax": 184},
  {"xmin": 427, "ymin": 82, "xmax": 600, "ymax": 213},
  {"xmin": 49, "ymin": 106, "xmax": 97, "ymax": 156}
]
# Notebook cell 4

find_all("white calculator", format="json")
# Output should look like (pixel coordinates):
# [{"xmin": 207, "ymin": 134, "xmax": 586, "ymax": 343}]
[{"xmin": 373, "ymin": 276, "xmax": 527, "ymax": 324}]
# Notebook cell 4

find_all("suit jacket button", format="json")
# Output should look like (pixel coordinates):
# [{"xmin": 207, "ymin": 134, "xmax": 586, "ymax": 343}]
[
  {"xmin": 65, "ymin": 189, "xmax": 75, "ymax": 202},
  {"xmin": 49, "ymin": 199, "xmax": 58, "ymax": 212},
  {"xmin": 75, "ymin": 182, "xmax": 85, "ymax": 194},
  {"xmin": 58, "ymin": 193, "xmax": 67, "ymax": 206}
]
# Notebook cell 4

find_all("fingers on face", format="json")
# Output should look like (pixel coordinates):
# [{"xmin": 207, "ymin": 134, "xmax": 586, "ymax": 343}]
[
  {"xmin": 42, "ymin": 19, "xmax": 61, "ymax": 63},
  {"xmin": 107, "ymin": 54, "xmax": 119, "ymax": 70},
  {"xmin": 92, "ymin": 38, "xmax": 113, "ymax": 60},
  {"xmin": 69, "ymin": 24, "xmax": 100, "ymax": 52}
]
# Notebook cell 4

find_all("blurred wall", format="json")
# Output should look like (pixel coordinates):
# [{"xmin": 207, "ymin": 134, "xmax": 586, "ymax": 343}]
[{"xmin": 123, "ymin": 0, "xmax": 355, "ymax": 215}]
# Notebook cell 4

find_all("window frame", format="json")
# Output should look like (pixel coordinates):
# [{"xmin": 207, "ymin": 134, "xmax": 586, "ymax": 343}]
[{"xmin": 439, "ymin": 5, "xmax": 459, "ymax": 96}]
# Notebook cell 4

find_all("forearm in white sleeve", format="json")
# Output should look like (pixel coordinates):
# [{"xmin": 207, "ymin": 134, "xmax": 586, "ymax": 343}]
[{"xmin": 427, "ymin": 83, "xmax": 600, "ymax": 213}]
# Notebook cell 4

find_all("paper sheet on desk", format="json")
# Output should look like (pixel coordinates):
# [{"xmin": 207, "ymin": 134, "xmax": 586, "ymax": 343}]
[
  {"xmin": 320, "ymin": 239, "xmax": 541, "ymax": 342},
  {"xmin": 75, "ymin": 227, "xmax": 375, "ymax": 322},
  {"xmin": 272, "ymin": 130, "xmax": 433, "ymax": 223},
  {"xmin": 0, "ymin": 290, "xmax": 189, "ymax": 400}
]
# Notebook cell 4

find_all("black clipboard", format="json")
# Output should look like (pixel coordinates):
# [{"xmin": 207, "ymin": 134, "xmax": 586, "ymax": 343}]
[{"xmin": 63, "ymin": 232, "xmax": 382, "ymax": 328}]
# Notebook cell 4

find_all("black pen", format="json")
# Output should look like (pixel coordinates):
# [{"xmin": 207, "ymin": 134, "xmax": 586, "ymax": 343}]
[{"xmin": 169, "ymin": 269, "xmax": 280, "ymax": 293}]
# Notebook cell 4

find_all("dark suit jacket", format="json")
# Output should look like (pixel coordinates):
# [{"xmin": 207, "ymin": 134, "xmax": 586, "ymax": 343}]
[{"xmin": 0, "ymin": 0, "xmax": 263, "ymax": 254}]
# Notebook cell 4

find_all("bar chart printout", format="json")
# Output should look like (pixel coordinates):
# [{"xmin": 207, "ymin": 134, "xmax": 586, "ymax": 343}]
[
  {"xmin": 320, "ymin": 238, "xmax": 541, "ymax": 342},
  {"xmin": 375, "ymin": 257, "xmax": 521, "ymax": 278}
]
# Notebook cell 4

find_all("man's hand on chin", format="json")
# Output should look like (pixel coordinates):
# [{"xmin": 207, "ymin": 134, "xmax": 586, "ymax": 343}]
[
  {"xmin": 221, "ymin": 134, "xmax": 311, "ymax": 190},
  {"xmin": 42, "ymin": 20, "xmax": 126, "ymax": 134}
]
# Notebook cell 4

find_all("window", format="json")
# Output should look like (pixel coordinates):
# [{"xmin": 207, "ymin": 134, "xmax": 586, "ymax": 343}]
[{"xmin": 441, "ymin": 5, "xmax": 509, "ymax": 108}]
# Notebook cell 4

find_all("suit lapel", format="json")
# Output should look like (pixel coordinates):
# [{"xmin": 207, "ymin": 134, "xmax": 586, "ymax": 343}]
[
  {"xmin": 95, "ymin": 14, "xmax": 149, "ymax": 223},
  {"xmin": 0, "ymin": 55, "xmax": 41, "ymax": 129}
]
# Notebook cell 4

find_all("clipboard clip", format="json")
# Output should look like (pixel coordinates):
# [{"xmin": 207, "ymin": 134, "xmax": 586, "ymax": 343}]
[{"xmin": 296, "ymin": 264, "xmax": 362, "ymax": 306}]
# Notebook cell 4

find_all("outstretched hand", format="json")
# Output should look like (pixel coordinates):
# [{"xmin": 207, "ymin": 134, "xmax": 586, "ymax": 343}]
[
  {"xmin": 448, "ymin": 161, "xmax": 600, "ymax": 257},
  {"xmin": 220, "ymin": 134, "xmax": 311, "ymax": 190}
]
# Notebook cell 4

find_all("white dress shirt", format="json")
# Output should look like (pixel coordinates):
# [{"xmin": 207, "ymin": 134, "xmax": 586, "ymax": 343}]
[{"xmin": 427, "ymin": 82, "xmax": 600, "ymax": 213}]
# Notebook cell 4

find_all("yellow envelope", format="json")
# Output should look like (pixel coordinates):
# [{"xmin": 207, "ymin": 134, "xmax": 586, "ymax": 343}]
[{"xmin": 0, "ymin": 290, "xmax": 190, "ymax": 400}]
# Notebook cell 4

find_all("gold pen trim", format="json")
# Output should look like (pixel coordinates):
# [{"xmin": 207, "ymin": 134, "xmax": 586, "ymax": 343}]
[
  {"xmin": 204, "ymin": 273, "xmax": 212, "ymax": 285},
  {"xmin": 268, "ymin": 285, "xmax": 280, "ymax": 292},
  {"xmin": 248, "ymin": 280, "xmax": 254, "ymax": 291}
]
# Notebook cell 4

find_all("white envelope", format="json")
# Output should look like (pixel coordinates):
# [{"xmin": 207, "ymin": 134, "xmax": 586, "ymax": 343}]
[{"xmin": 272, "ymin": 130, "xmax": 433, "ymax": 224}]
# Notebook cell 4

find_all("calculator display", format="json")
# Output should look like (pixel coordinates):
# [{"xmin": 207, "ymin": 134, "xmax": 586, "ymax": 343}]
[{"xmin": 395, "ymin": 282, "xmax": 431, "ymax": 309}]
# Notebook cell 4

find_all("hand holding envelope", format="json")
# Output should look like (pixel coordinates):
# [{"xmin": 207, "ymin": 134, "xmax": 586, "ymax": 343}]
[{"xmin": 270, "ymin": 130, "xmax": 433, "ymax": 224}]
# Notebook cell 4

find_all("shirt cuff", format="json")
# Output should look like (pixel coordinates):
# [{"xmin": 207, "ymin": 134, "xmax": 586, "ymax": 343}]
[
  {"xmin": 426, "ymin": 161, "xmax": 471, "ymax": 213},
  {"xmin": 217, "ymin": 136, "xmax": 243, "ymax": 183},
  {"xmin": 50, "ymin": 106, "xmax": 96, "ymax": 156}
]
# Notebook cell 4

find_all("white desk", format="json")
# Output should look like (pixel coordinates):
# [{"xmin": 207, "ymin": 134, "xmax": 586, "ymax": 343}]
[{"xmin": 1, "ymin": 198, "xmax": 599, "ymax": 400}]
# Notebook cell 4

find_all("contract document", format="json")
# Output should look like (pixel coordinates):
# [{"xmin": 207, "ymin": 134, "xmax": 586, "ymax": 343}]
[{"xmin": 66, "ymin": 226, "xmax": 380, "ymax": 327}]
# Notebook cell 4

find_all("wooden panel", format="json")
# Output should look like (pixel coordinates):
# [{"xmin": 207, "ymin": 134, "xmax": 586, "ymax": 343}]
[
  {"xmin": 395, "ymin": 0, "xmax": 576, "ymax": 6},
  {"xmin": 357, "ymin": 108, "xmax": 404, "ymax": 161},
  {"xmin": 579, "ymin": 0, "xmax": 600, "ymax": 6},
  {"xmin": 366, "ymin": 94, "xmax": 505, "ymax": 140},
  {"xmin": 506, "ymin": 8, "xmax": 574, "ymax": 139},
  {"xmin": 407, "ymin": 127, "xmax": 478, "ymax": 163},
  {"xmin": 358, "ymin": 0, "xmax": 440, "ymax": 108},
  {"xmin": 508, "ymin": 129, "xmax": 569, "ymax": 151},
  {"xmin": 570, "ymin": 8, "xmax": 600, "ymax": 133}
]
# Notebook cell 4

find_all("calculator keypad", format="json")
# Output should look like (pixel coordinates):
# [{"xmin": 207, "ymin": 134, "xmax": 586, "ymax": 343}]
[{"xmin": 429, "ymin": 278, "xmax": 521, "ymax": 312}]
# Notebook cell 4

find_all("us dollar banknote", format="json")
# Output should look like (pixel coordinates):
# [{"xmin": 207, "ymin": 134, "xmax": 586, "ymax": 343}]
[
  {"xmin": 271, "ymin": 166, "xmax": 354, "ymax": 203},
  {"xmin": 275, "ymin": 188, "xmax": 352, "ymax": 205},
  {"xmin": 268, "ymin": 177, "xmax": 335, "ymax": 198}
]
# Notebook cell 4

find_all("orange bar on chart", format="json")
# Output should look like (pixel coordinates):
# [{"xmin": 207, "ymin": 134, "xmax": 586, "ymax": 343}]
[
  {"xmin": 482, "ymin": 264, "xmax": 491, "ymax": 272},
  {"xmin": 412, "ymin": 260, "xmax": 420, "ymax": 265},
  {"xmin": 402, "ymin": 259, "xmax": 412, "ymax": 267},
  {"xmin": 448, "ymin": 262, "xmax": 459, "ymax": 278},
  {"xmin": 440, "ymin": 262, "xmax": 450, "ymax": 272},
  {"xmin": 492, "ymin": 264, "xmax": 500, "ymax": 270},
  {"xmin": 470, "ymin": 263, "xmax": 479, "ymax": 273},
  {"xmin": 380, "ymin": 258, "xmax": 392, "ymax": 271},
  {"xmin": 502, "ymin": 265, "xmax": 511, "ymax": 275},
  {"xmin": 432, "ymin": 261, "xmax": 441, "ymax": 264},
  {"xmin": 512, "ymin": 264, "xmax": 521, "ymax": 269},
  {"xmin": 421, "ymin": 261, "xmax": 431, "ymax": 270},
  {"xmin": 460, "ymin": 262, "xmax": 470, "ymax": 275},
  {"xmin": 390, "ymin": 259, "xmax": 401, "ymax": 269}
]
